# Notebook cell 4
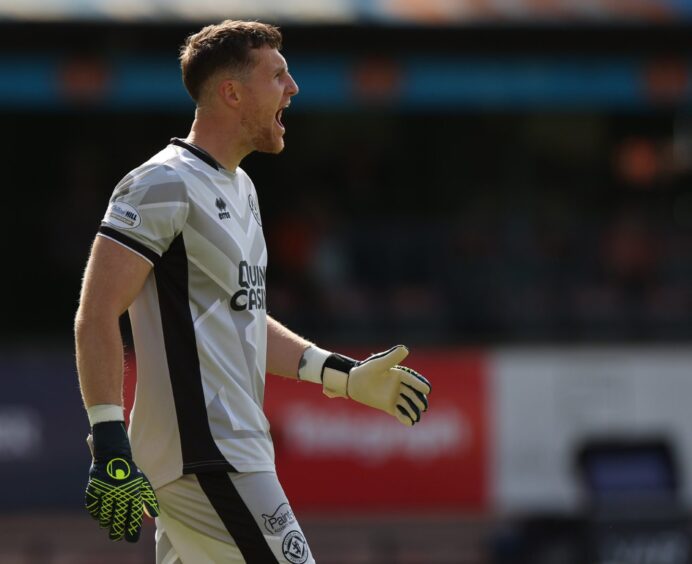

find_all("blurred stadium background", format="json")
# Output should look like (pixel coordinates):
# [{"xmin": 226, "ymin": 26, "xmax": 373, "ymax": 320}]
[{"xmin": 2, "ymin": 0, "xmax": 692, "ymax": 562}]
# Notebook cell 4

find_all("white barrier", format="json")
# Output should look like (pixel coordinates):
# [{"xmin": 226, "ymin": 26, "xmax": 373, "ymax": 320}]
[{"xmin": 491, "ymin": 346, "xmax": 692, "ymax": 512}]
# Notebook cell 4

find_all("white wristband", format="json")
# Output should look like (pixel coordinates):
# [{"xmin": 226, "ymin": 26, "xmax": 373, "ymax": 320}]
[
  {"xmin": 298, "ymin": 346, "xmax": 332, "ymax": 384},
  {"xmin": 86, "ymin": 404, "xmax": 125, "ymax": 426}
]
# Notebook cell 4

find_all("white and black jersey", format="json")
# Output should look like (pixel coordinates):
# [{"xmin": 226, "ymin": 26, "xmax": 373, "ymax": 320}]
[{"xmin": 99, "ymin": 139, "xmax": 273, "ymax": 489}]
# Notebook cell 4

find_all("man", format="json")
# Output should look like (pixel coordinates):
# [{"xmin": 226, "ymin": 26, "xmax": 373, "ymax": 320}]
[{"xmin": 75, "ymin": 20, "xmax": 431, "ymax": 563}]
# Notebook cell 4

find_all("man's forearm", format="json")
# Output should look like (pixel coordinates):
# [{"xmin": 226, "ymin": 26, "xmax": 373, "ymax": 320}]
[
  {"xmin": 75, "ymin": 312, "xmax": 126, "ymax": 409},
  {"xmin": 265, "ymin": 316, "xmax": 312, "ymax": 379}
]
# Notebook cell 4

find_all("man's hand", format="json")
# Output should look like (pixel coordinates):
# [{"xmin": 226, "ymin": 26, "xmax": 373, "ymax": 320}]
[
  {"xmin": 316, "ymin": 345, "xmax": 432, "ymax": 426},
  {"xmin": 85, "ymin": 421, "xmax": 159, "ymax": 542}
]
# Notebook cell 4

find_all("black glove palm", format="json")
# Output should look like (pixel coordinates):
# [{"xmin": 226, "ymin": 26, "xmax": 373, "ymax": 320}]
[{"xmin": 85, "ymin": 421, "xmax": 159, "ymax": 542}]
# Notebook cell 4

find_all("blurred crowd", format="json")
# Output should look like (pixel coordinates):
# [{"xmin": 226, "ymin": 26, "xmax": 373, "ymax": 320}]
[
  {"xmin": 5, "ymin": 109, "xmax": 690, "ymax": 345},
  {"xmin": 257, "ymin": 112, "xmax": 692, "ymax": 344}
]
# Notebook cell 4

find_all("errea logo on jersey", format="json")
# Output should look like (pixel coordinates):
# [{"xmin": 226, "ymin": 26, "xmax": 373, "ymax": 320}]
[
  {"xmin": 105, "ymin": 202, "xmax": 141, "ymax": 229},
  {"xmin": 215, "ymin": 197, "xmax": 231, "ymax": 220}
]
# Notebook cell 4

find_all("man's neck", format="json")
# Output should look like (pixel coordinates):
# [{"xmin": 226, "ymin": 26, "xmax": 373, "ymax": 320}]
[{"xmin": 186, "ymin": 111, "xmax": 248, "ymax": 171}]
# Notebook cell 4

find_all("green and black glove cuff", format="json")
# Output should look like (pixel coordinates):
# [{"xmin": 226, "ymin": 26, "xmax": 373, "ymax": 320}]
[{"xmin": 91, "ymin": 421, "xmax": 132, "ymax": 461}]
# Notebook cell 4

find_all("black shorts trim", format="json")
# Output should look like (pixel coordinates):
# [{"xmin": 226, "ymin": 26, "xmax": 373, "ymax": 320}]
[
  {"xmin": 197, "ymin": 472, "xmax": 280, "ymax": 564},
  {"xmin": 183, "ymin": 460, "xmax": 237, "ymax": 474}
]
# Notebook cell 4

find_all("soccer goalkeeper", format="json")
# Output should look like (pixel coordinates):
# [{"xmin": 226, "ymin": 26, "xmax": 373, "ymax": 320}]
[{"xmin": 75, "ymin": 19, "xmax": 431, "ymax": 563}]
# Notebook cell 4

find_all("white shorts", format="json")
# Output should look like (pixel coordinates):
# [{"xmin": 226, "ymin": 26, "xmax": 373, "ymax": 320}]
[{"xmin": 154, "ymin": 471, "xmax": 315, "ymax": 564}]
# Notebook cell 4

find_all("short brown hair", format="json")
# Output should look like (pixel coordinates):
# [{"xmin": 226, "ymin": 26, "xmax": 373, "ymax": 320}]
[{"xmin": 179, "ymin": 20, "xmax": 283, "ymax": 103}]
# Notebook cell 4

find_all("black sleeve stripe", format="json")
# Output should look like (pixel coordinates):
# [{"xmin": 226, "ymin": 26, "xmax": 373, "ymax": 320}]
[{"xmin": 98, "ymin": 225, "xmax": 160, "ymax": 265}]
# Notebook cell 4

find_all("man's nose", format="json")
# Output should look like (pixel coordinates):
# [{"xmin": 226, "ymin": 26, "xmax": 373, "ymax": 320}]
[{"xmin": 287, "ymin": 74, "xmax": 299, "ymax": 96}]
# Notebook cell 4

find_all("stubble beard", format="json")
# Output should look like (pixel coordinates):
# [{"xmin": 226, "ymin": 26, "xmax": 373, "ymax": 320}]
[{"xmin": 241, "ymin": 112, "xmax": 284, "ymax": 155}]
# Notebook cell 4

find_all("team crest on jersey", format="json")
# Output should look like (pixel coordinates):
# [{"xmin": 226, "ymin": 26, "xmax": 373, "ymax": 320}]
[
  {"xmin": 104, "ymin": 202, "xmax": 141, "ymax": 229},
  {"xmin": 248, "ymin": 193, "xmax": 262, "ymax": 226},
  {"xmin": 282, "ymin": 530, "xmax": 309, "ymax": 564}
]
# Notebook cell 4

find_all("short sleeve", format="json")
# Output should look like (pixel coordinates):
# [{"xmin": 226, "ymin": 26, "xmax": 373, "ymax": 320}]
[{"xmin": 98, "ymin": 164, "xmax": 189, "ymax": 265}]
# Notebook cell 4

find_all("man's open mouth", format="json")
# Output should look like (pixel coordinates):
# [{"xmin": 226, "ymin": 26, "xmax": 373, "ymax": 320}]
[{"xmin": 276, "ymin": 103, "xmax": 290, "ymax": 129}]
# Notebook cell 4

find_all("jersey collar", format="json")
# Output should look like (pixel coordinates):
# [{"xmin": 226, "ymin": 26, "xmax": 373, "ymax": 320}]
[{"xmin": 170, "ymin": 138, "xmax": 223, "ymax": 171}]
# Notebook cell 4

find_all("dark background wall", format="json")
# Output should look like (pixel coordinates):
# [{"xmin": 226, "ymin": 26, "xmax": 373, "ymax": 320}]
[{"xmin": 1, "ymin": 23, "xmax": 690, "ymax": 346}]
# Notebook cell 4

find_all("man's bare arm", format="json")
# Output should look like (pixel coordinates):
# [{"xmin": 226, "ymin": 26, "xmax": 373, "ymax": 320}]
[
  {"xmin": 265, "ymin": 316, "xmax": 312, "ymax": 379},
  {"xmin": 75, "ymin": 236, "xmax": 153, "ymax": 409},
  {"xmin": 265, "ymin": 317, "xmax": 432, "ymax": 426}
]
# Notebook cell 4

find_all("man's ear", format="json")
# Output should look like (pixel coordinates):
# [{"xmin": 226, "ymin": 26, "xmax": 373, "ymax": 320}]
[{"xmin": 219, "ymin": 78, "xmax": 242, "ymax": 108}]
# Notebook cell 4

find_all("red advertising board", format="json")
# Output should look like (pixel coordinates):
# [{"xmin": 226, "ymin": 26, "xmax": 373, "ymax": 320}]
[
  {"xmin": 264, "ymin": 349, "xmax": 489, "ymax": 512},
  {"xmin": 125, "ymin": 348, "xmax": 489, "ymax": 511}
]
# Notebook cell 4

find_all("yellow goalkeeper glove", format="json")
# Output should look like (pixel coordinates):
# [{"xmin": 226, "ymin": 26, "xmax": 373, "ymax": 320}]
[
  {"xmin": 299, "ymin": 345, "xmax": 431, "ymax": 426},
  {"xmin": 85, "ymin": 421, "xmax": 159, "ymax": 542}
]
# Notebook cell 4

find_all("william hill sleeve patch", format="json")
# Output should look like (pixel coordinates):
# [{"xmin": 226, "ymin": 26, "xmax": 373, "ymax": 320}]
[
  {"xmin": 99, "ymin": 164, "xmax": 190, "ymax": 261},
  {"xmin": 104, "ymin": 202, "xmax": 142, "ymax": 229}
]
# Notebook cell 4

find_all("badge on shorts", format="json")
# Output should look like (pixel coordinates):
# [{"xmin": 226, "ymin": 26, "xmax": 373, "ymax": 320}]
[
  {"xmin": 282, "ymin": 530, "xmax": 309, "ymax": 564},
  {"xmin": 262, "ymin": 502, "xmax": 296, "ymax": 534}
]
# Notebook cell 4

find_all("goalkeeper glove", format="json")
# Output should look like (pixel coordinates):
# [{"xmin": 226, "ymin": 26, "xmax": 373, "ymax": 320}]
[
  {"xmin": 85, "ymin": 421, "xmax": 159, "ymax": 542},
  {"xmin": 299, "ymin": 345, "xmax": 431, "ymax": 426}
]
